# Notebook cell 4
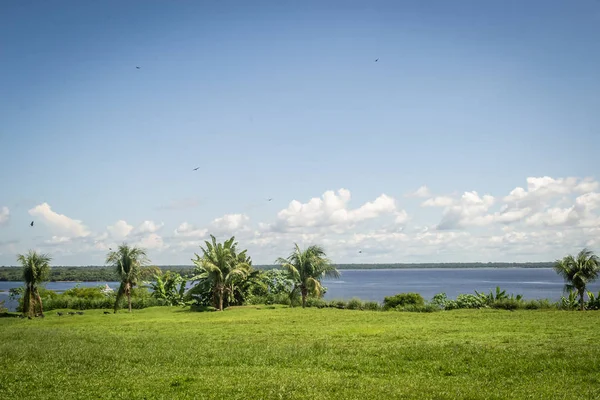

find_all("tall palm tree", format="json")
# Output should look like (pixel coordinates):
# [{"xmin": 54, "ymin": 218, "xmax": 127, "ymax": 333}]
[
  {"xmin": 276, "ymin": 244, "xmax": 340, "ymax": 308},
  {"xmin": 106, "ymin": 243, "xmax": 150, "ymax": 313},
  {"xmin": 17, "ymin": 250, "xmax": 51, "ymax": 318},
  {"xmin": 190, "ymin": 235, "xmax": 251, "ymax": 311},
  {"xmin": 554, "ymin": 248, "xmax": 600, "ymax": 311}
]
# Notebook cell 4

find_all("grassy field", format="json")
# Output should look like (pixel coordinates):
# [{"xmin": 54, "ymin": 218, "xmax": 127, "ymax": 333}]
[{"xmin": 0, "ymin": 307, "xmax": 598, "ymax": 399}]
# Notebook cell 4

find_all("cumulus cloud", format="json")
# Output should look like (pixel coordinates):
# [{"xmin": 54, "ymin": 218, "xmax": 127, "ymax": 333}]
[
  {"xmin": 28, "ymin": 203, "xmax": 90, "ymax": 237},
  {"xmin": 210, "ymin": 214, "xmax": 250, "ymax": 235},
  {"xmin": 107, "ymin": 220, "xmax": 133, "ymax": 239},
  {"xmin": 173, "ymin": 222, "xmax": 208, "ymax": 238},
  {"xmin": 436, "ymin": 191, "xmax": 495, "ymax": 230},
  {"xmin": 0, "ymin": 206, "xmax": 9, "ymax": 226},
  {"xmin": 422, "ymin": 196, "xmax": 454, "ymax": 207},
  {"xmin": 272, "ymin": 189, "xmax": 406, "ymax": 231},
  {"xmin": 135, "ymin": 220, "xmax": 164, "ymax": 234},
  {"xmin": 406, "ymin": 185, "xmax": 431, "ymax": 198}
]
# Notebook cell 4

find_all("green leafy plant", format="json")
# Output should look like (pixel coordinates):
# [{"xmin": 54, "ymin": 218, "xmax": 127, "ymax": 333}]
[
  {"xmin": 554, "ymin": 248, "xmax": 600, "ymax": 311},
  {"xmin": 276, "ymin": 244, "xmax": 339, "ymax": 308},
  {"xmin": 560, "ymin": 290, "xmax": 579, "ymax": 310},
  {"xmin": 383, "ymin": 293, "xmax": 424, "ymax": 310}
]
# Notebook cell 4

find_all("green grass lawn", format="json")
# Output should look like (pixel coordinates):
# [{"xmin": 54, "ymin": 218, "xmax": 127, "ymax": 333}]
[{"xmin": 1, "ymin": 307, "xmax": 598, "ymax": 399}]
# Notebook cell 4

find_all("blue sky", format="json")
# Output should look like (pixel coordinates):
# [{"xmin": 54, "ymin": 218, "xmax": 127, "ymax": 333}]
[{"xmin": 1, "ymin": 0, "xmax": 599, "ymax": 265}]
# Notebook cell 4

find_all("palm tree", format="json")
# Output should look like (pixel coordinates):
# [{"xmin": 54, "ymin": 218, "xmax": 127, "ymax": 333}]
[
  {"xmin": 190, "ymin": 235, "xmax": 251, "ymax": 311},
  {"xmin": 17, "ymin": 250, "xmax": 51, "ymax": 318},
  {"xmin": 106, "ymin": 243, "xmax": 150, "ymax": 313},
  {"xmin": 554, "ymin": 248, "xmax": 600, "ymax": 311},
  {"xmin": 276, "ymin": 244, "xmax": 340, "ymax": 308}
]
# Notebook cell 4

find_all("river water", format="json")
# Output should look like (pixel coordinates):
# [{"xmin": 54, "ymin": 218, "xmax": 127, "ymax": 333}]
[{"xmin": 2, "ymin": 268, "xmax": 599, "ymax": 311}]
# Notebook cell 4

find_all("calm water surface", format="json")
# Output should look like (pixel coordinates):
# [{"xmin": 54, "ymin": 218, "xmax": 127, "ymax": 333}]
[{"xmin": 2, "ymin": 268, "xmax": 599, "ymax": 311}]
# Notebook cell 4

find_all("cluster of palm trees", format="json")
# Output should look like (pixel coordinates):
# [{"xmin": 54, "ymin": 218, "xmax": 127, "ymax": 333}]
[{"xmin": 14, "ymin": 241, "xmax": 600, "ymax": 317}]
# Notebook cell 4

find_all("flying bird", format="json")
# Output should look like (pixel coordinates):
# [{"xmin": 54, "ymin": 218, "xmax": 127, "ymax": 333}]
[
  {"xmin": 358, "ymin": 250, "xmax": 362, "ymax": 253},
  {"xmin": 30, "ymin": 221, "xmax": 34, "ymax": 227},
  {"xmin": 136, "ymin": 66, "xmax": 141, "ymax": 69},
  {"xmin": 375, "ymin": 58, "xmax": 379, "ymax": 62},
  {"xmin": 193, "ymin": 167, "xmax": 200, "ymax": 171},
  {"xmin": 267, "ymin": 198, "xmax": 273, "ymax": 202}
]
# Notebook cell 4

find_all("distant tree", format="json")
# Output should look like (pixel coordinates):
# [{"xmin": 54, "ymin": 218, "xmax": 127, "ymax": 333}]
[
  {"xmin": 17, "ymin": 250, "xmax": 51, "ymax": 318},
  {"xmin": 106, "ymin": 244, "xmax": 150, "ymax": 313},
  {"xmin": 276, "ymin": 244, "xmax": 339, "ymax": 308},
  {"xmin": 554, "ymin": 248, "xmax": 600, "ymax": 311},
  {"xmin": 190, "ymin": 235, "xmax": 251, "ymax": 311}
]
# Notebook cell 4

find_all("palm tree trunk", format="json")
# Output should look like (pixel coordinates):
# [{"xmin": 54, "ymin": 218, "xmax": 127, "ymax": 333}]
[
  {"xmin": 219, "ymin": 286, "xmax": 224, "ymax": 311},
  {"xmin": 127, "ymin": 284, "xmax": 132, "ymax": 313},
  {"xmin": 580, "ymin": 289, "xmax": 585, "ymax": 311},
  {"xmin": 301, "ymin": 287, "xmax": 307, "ymax": 308},
  {"xmin": 35, "ymin": 287, "xmax": 44, "ymax": 317}
]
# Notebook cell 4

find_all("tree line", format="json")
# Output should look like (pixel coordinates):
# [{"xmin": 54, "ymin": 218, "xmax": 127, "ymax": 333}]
[{"xmin": 7, "ymin": 237, "xmax": 600, "ymax": 317}]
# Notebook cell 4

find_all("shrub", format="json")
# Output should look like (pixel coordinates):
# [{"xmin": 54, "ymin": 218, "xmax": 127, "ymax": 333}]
[
  {"xmin": 522, "ymin": 299, "xmax": 555, "ymax": 310},
  {"xmin": 305, "ymin": 297, "xmax": 327, "ymax": 308},
  {"xmin": 347, "ymin": 298, "xmax": 363, "ymax": 310},
  {"xmin": 383, "ymin": 293, "xmax": 424, "ymax": 310},
  {"xmin": 586, "ymin": 291, "xmax": 600, "ymax": 310},
  {"xmin": 363, "ymin": 301, "xmax": 381, "ymax": 311},
  {"xmin": 559, "ymin": 290, "xmax": 579, "ymax": 310},
  {"xmin": 190, "ymin": 305, "xmax": 217, "ymax": 312},
  {"xmin": 0, "ymin": 300, "xmax": 7, "ymax": 313},
  {"xmin": 327, "ymin": 299, "xmax": 347, "ymax": 309},
  {"xmin": 396, "ymin": 303, "xmax": 439, "ymax": 313},
  {"xmin": 491, "ymin": 298, "xmax": 520, "ymax": 311}
]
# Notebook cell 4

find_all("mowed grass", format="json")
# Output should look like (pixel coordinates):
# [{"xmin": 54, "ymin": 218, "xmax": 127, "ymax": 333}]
[{"xmin": 1, "ymin": 307, "xmax": 599, "ymax": 400}]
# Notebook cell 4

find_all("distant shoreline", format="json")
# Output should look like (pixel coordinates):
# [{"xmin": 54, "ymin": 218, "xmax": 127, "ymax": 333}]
[{"xmin": 0, "ymin": 263, "xmax": 556, "ymax": 282}]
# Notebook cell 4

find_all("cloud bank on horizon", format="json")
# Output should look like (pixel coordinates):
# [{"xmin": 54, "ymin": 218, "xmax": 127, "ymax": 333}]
[{"xmin": 0, "ymin": 176, "xmax": 598, "ymax": 265}]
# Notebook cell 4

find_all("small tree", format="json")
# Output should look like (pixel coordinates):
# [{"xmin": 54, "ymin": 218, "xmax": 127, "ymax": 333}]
[
  {"xmin": 106, "ymin": 243, "xmax": 150, "ymax": 313},
  {"xmin": 276, "ymin": 244, "xmax": 339, "ymax": 308},
  {"xmin": 190, "ymin": 235, "xmax": 251, "ymax": 311},
  {"xmin": 554, "ymin": 248, "xmax": 600, "ymax": 311},
  {"xmin": 17, "ymin": 250, "xmax": 51, "ymax": 318}
]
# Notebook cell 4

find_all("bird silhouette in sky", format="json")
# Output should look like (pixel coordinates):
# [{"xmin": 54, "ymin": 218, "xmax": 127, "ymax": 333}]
[
  {"xmin": 30, "ymin": 221, "xmax": 34, "ymax": 227},
  {"xmin": 193, "ymin": 167, "xmax": 199, "ymax": 171},
  {"xmin": 267, "ymin": 198, "xmax": 273, "ymax": 202},
  {"xmin": 136, "ymin": 66, "xmax": 141, "ymax": 69},
  {"xmin": 358, "ymin": 250, "xmax": 362, "ymax": 253},
  {"xmin": 375, "ymin": 58, "xmax": 379, "ymax": 62}
]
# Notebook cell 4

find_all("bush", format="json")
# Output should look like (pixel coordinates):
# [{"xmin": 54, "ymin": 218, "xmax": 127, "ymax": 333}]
[
  {"xmin": 190, "ymin": 305, "xmax": 217, "ymax": 312},
  {"xmin": 347, "ymin": 298, "xmax": 363, "ymax": 310},
  {"xmin": 383, "ymin": 293, "xmax": 424, "ymax": 310},
  {"xmin": 491, "ymin": 298, "xmax": 520, "ymax": 311},
  {"xmin": 395, "ymin": 303, "xmax": 439, "ymax": 313},
  {"xmin": 327, "ymin": 299, "xmax": 347, "ymax": 309},
  {"xmin": 363, "ymin": 301, "xmax": 381, "ymax": 311},
  {"xmin": 586, "ymin": 291, "xmax": 600, "ymax": 310},
  {"xmin": 305, "ymin": 297, "xmax": 327, "ymax": 308},
  {"xmin": 0, "ymin": 300, "xmax": 7, "ymax": 313},
  {"xmin": 523, "ymin": 299, "xmax": 555, "ymax": 310}
]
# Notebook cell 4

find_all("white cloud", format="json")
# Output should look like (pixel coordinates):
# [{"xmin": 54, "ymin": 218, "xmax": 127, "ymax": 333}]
[
  {"xmin": 406, "ymin": 185, "xmax": 431, "ymax": 198},
  {"xmin": 422, "ymin": 196, "xmax": 454, "ymax": 207},
  {"xmin": 136, "ymin": 233, "xmax": 166, "ymax": 250},
  {"xmin": 273, "ymin": 189, "xmax": 405, "ymax": 231},
  {"xmin": 173, "ymin": 222, "xmax": 208, "ymax": 238},
  {"xmin": 135, "ymin": 220, "xmax": 164, "ymax": 234},
  {"xmin": 28, "ymin": 203, "xmax": 90, "ymax": 237},
  {"xmin": 107, "ymin": 220, "xmax": 133, "ymax": 239},
  {"xmin": 436, "ymin": 191, "xmax": 495, "ymax": 230},
  {"xmin": 210, "ymin": 214, "xmax": 250, "ymax": 234},
  {"xmin": 0, "ymin": 206, "xmax": 9, "ymax": 226}
]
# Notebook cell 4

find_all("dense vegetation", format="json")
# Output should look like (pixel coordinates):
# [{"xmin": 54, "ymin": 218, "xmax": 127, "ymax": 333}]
[
  {"xmin": 1, "ymin": 306, "xmax": 599, "ymax": 399},
  {"xmin": 0, "ymin": 262, "xmax": 556, "ymax": 282}
]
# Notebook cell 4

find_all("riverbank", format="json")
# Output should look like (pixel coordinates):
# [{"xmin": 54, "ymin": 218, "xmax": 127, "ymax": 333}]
[{"xmin": 0, "ymin": 306, "xmax": 598, "ymax": 399}]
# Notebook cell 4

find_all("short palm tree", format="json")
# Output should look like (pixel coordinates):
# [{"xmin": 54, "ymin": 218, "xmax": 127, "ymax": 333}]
[
  {"xmin": 191, "ymin": 235, "xmax": 251, "ymax": 311},
  {"xmin": 17, "ymin": 250, "xmax": 51, "ymax": 318},
  {"xmin": 554, "ymin": 248, "xmax": 600, "ymax": 311},
  {"xmin": 276, "ymin": 244, "xmax": 340, "ymax": 308},
  {"xmin": 106, "ymin": 243, "xmax": 150, "ymax": 313}
]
